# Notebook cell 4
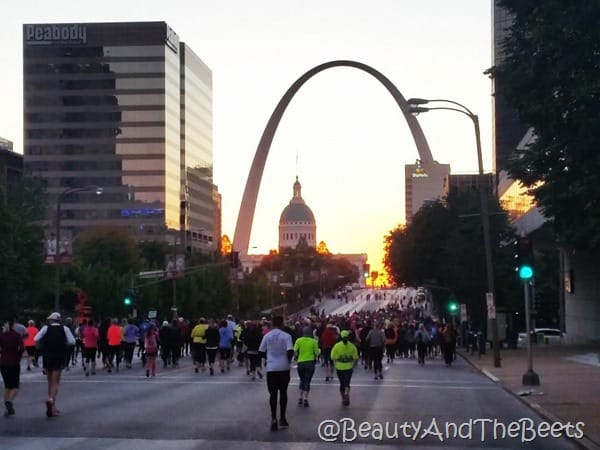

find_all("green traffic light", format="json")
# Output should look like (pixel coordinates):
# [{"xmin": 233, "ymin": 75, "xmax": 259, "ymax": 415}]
[
  {"xmin": 519, "ymin": 265, "xmax": 533, "ymax": 280},
  {"xmin": 124, "ymin": 297, "xmax": 132, "ymax": 306},
  {"xmin": 448, "ymin": 302, "xmax": 458, "ymax": 312}
]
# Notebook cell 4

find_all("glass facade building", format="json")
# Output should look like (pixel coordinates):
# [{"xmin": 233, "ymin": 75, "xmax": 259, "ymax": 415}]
[{"xmin": 23, "ymin": 22, "xmax": 219, "ymax": 250}]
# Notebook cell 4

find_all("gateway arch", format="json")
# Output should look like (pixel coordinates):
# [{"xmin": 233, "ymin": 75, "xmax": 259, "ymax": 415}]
[{"xmin": 233, "ymin": 60, "xmax": 434, "ymax": 255}]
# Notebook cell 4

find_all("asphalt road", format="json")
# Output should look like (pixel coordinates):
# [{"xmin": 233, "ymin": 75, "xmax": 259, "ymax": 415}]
[{"xmin": 0, "ymin": 352, "xmax": 582, "ymax": 450}]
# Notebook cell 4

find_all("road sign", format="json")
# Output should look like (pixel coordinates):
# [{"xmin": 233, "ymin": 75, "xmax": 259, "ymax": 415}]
[{"xmin": 148, "ymin": 310, "xmax": 157, "ymax": 319}]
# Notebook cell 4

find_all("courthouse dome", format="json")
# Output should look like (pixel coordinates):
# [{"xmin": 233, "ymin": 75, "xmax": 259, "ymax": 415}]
[{"xmin": 279, "ymin": 178, "xmax": 315, "ymax": 224}]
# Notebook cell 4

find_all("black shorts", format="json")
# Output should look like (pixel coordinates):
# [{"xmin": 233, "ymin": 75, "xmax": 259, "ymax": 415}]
[
  {"xmin": 43, "ymin": 356, "xmax": 65, "ymax": 371},
  {"xmin": 0, "ymin": 365, "xmax": 20, "ymax": 389},
  {"xmin": 25, "ymin": 346, "xmax": 36, "ymax": 357},
  {"xmin": 266, "ymin": 370, "xmax": 290, "ymax": 394},
  {"xmin": 83, "ymin": 347, "xmax": 97, "ymax": 361},
  {"xmin": 219, "ymin": 348, "xmax": 231, "ymax": 360}
]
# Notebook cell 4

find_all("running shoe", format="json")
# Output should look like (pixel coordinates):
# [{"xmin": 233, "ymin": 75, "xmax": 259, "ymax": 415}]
[
  {"xmin": 270, "ymin": 419, "xmax": 278, "ymax": 431},
  {"xmin": 279, "ymin": 418, "xmax": 289, "ymax": 428}
]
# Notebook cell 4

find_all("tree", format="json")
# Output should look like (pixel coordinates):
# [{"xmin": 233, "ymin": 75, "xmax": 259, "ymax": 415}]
[
  {"xmin": 70, "ymin": 227, "xmax": 140, "ymax": 317},
  {"xmin": 496, "ymin": 0, "xmax": 600, "ymax": 250},
  {"xmin": 384, "ymin": 192, "xmax": 520, "ymax": 326},
  {"xmin": 0, "ymin": 178, "xmax": 46, "ymax": 317}
]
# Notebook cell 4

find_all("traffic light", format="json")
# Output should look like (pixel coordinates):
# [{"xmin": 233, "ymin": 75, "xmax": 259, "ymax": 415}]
[
  {"xmin": 448, "ymin": 300, "xmax": 459, "ymax": 314},
  {"xmin": 515, "ymin": 237, "xmax": 534, "ymax": 280},
  {"xmin": 123, "ymin": 289, "xmax": 138, "ymax": 307},
  {"xmin": 362, "ymin": 263, "xmax": 370, "ymax": 278}
]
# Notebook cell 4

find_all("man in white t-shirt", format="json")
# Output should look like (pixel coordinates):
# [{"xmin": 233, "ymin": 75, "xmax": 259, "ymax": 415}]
[{"xmin": 259, "ymin": 316, "xmax": 293, "ymax": 431}]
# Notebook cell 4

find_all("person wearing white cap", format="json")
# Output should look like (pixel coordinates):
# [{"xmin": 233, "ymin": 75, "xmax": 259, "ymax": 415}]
[{"xmin": 33, "ymin": 312, "xmax": 76, "ymax": 417}]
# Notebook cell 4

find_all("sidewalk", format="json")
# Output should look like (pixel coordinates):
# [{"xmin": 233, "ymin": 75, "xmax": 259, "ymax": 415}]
[{"xmin": 459, "ymin": 344, "xmax": 600, "ymax": 450}]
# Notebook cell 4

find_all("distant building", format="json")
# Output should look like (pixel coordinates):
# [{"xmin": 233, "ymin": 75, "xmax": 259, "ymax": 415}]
[
  {"xmin": 279, "ymin": 177, "xmax": 316, "ymax": 251},
  {"xmin": 0, "ymin": 137, "xmax": 23, "ymax": 189},
  {"xmin": 241, "ymin": 177, "xmax": 367, "ymax": 287},
  {"xmin": 405, "ymin": 160, "xmax": 450, "ymax": 224},
  {"xmin": 23, "ymin": 22, "xmax": 219, "ymax": 253},
  {"xmin": 448, "ymin": 173, "xmax": 495, "ymax": 197}
]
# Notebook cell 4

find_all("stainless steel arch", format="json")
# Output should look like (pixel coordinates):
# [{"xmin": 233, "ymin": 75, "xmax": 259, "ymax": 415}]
[{"xmin": 233, "ymin": 60, "xmax": 433, "ymax": 255}]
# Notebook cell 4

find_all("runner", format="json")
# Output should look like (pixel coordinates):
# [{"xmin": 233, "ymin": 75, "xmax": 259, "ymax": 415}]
[
  {"xmin": 366, "ymin": 322, "xmax": 386, "ymax": 380},
  {"xmin": 82, "ymin": 319, "xmax": 99, "ymax": 376},
  {"xmin": 293, "ymin": 327, "xmax": 320, "ymax": 407},
  {"xmin": 144, "ymin": 323, "xmax": 159, "ymax": 377},
  {"xmin": 319, "ymin": 321, "xmax": 338, "ymax": 382},
  {"xmin": 122, "ymin": 319, "xmax": 139, "ymax": 369},
  {"xmin": 241, "ymin": 321, "xmax": 263, "ymax": 380},
  {"xmin": 218, "ymin": 320, "xmax": 233, "ymax": 373},
  {"xmin": 330, "ymin": 329, "xmax": 358, "ymax": 406},
  {"xmin": 204, "ymin": 320, "xmax": 220, "ymax": 376},
  {"xmin": 24, "ymin": 320, "xmax": 39, "ymax": 371},
  {"xmin": 190, "ymin": 318, "xmax": 208, "ymax": 373},
  {"xmin": 0, "ymin": 319, "xmax": 24, "ymax": 416},
  {"xmin": 259, "ymin": 316, "xmax": 293, "ymax": 431},
  {"xmin": 415, "ymin": 323, "xmax": 430, "ymax": 365},
  {"xmin": 34, "ymin": 312, "xmax": 76, "ymax": 417},
  {"xmin": 106, "ymin": 318, "xmax": 122, "ymax": 373}
]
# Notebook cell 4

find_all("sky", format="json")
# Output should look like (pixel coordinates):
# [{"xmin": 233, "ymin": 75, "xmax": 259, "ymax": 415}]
[{"xmin": 0, "ymin": 1, "xmax": 493, "ymax": 275}]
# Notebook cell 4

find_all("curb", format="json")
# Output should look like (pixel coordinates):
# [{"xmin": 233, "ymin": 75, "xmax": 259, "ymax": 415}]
[{"xmin": 458, "ymin": 351, "xmax": 600, "ymax": 450}]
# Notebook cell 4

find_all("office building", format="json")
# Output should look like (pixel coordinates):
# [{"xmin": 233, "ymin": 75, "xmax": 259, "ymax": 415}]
[
  {"xmin": 448, "ymin": 173, "xmax": 495, "ymax": 198},
  {"xmin": 404, "ymin": 160, "xmax": 450, "ymax": 224},
  {"xmin": 23, "ymin": 22, "xmax": 219, "ymax": 252}
]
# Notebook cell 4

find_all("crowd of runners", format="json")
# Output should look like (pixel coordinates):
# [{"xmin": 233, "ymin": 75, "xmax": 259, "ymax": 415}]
[{"xmin": 0, "ymin": 288, "xmax": 458, "ymax": 430}]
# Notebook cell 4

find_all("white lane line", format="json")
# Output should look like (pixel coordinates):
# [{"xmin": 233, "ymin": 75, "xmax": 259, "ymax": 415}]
[{"xmin": 22, "ymin": 378, "xmax": 496, "ymax": 390}]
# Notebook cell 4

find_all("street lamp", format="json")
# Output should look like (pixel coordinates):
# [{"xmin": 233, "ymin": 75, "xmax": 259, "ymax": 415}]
[
  {"xmin": 54, "ymin": 185, "xmax": 103, "ymax": 312},
  {"xmin": 407, "ymin": 97, "xmax": 501, "ymax": 368}
]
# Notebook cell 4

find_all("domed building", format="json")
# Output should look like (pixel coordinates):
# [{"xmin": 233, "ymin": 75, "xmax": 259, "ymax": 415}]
[{"xmin": 279, "ymin": 177, "xmax": 316, "ymax": 251}]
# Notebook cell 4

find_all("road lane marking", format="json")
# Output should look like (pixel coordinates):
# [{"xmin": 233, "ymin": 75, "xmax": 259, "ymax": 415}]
[{"xmin": 21, "ymin": 377, "xmax": 497, "ymax": 390}]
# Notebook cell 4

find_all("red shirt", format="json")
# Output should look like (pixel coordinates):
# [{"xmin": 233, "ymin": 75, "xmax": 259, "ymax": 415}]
[
  {"xmin": 107, "ymin": 325, "xmax": 122, "ymax": 346},
  {"xmin": 0, "ymin": 330, "xmax": 24, "ymax": 366},
  {"xmin": 320, "ymin": 327, "xmax": 338, "ymax": 349},
  {"xmin": 82, "ymin": 326, "xmax": 99, "ymax": 349},
  {"xmin": 25, "ymin": 326, "xmax": 39, "ymax": 347}
]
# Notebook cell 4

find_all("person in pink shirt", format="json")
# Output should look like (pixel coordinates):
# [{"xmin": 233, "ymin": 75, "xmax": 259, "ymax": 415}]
[{"xmin": 82, "ymin": 319, "xmax": 99, "ymax": 376}]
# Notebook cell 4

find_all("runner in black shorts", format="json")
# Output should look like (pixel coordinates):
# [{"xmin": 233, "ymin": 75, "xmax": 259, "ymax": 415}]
[
  {"xmin": 0, "ymin": 319, "xmax": 24, "ymax": 416},
  {"xmin": 34, "ymin": 312, "xmax": 76, "ymax": 417}
]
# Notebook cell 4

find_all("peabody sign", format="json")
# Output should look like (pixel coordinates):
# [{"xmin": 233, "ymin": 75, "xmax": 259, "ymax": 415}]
[{"xmin": 26, "ymin": 24, "xmax": 87, "ymax": 45}]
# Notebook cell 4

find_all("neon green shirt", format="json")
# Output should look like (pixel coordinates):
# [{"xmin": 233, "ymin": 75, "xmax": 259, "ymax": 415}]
[
  {"xmin": 294, "ymin": 336, "xmax": 320, "ymax": 363},
  {"xmin": 330, "ymin": 340, "xmax": 358, "ymax": 370}
]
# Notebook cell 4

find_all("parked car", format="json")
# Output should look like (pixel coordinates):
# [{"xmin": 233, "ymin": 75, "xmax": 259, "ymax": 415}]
[{"xmin": 518, "ymin": 328, "xmax": 564, "ymax": 346}]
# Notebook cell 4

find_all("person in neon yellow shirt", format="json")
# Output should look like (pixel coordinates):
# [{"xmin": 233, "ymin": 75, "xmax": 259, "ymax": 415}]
[
  {"xmin": 330, "ymin": 329, "xmax": 358, "ymax": 406},
  {"xmin": 293, "ymin": 327, "xmax": 320, "ymax": 407}
]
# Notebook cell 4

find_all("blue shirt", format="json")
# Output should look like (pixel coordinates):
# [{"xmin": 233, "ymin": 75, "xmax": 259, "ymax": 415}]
[
  {"xmin": 219, "ymin": 327, "xmax": 233, "ymax": 349},
  {"xmin": 123, "ymin": 324, "xmax": 139, "ymax": 343}
]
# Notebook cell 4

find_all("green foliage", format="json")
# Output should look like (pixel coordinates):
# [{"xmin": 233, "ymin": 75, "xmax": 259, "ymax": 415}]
[
  {"xmin": 496, "ymin": 0, "xmax": 600, "ymax": 250},
  {"xmin": 0, "ymin": 178, "xmax": 46, "ymax": 317},
  {"xmin": 384, "ymin": 192, "xmax": 520, "ymax": 326},
  {"xmin": 74, "ymin": 227, "xmax": 140, "ymax": 274}
]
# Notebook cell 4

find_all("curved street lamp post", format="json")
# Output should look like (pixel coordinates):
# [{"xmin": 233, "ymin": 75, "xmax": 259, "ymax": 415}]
[
  {"xmin": 54, "ymin": 185, "xmax": 103, "ymax": 312},
  {"xmin": 407, "ymin": 98, "xmax": 501, "ymax": 368}
]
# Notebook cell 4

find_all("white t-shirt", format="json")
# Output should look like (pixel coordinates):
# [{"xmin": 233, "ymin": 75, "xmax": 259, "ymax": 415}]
[{"xmin": 259, "ymin": 328, "xmax": 293, "ymax": 372}]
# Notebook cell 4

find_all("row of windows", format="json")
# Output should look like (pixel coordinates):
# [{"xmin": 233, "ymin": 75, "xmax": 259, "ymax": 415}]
[
  {"xmin": 25, "ymin": 78, "xmax": 167, "ymax": 91},
  {"xmin": 282, "ymin": 232, "xmax": 314, "ymax": 241},
  {"xmin": 26, "ymin": 110, "xmax": 166, "ymax": 123}
]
